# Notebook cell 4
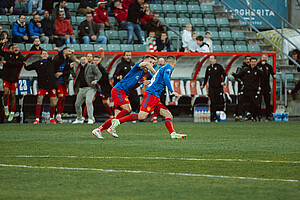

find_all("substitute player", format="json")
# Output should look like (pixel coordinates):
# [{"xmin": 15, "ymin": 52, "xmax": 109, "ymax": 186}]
[
  {"xmin": 108, "ymin": 56, "xmax": 187, "ymax": 139},
  {"xmin": 92, "ymin": 55, "xmax": 156, "ymax": 139}
]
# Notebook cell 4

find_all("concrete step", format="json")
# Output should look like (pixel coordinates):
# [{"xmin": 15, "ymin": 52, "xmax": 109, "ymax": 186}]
[
  {"xmin": 286, "ymin": 98, "xmax": 300, "ymax": 117},
  {"xmin": 277, "ymin": 65, "xmax": 298, "ymax": 73},
  {"xmin": 246, "ymin": 38, "xmax": 265, "ymax": 45},
  {"xmin": 228, "ymin": 18, "xmax": 240, "ymax": 26},
  {"xmin": 230, "ymin": 25, "xmax": 249, "ymax": 32},
  {"xmin": 259, "ymin": 44, "xmax": 273, "ymax": 52},
  {"xmin": 213, "ymin": 5, "xmax": 225, "ymax": 12},
  {"xmin": 277, "ymin": 58, "xmax": 289, "ymax": 65},
  {"xmin": 199, "ymin": 0, "xmax": 216, "ymax": 5},
  {"xmin": 244, "ymin": 31, "xmax": 256, "ymax": 38},
  {"xmin": 215, "ymin": 11, "xmax": 233, "ymax": 18}
]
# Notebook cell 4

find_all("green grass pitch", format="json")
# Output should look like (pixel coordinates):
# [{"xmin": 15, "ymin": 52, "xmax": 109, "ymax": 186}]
[{"xmin": 0, "ymin": 121, "xmax": 299, "ymax": 199}]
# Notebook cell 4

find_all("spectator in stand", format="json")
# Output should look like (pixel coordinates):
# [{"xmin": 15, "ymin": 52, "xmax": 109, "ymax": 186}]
[
  {"xmin": 0, "ymin": 31, "xmax": 10, "ymax": 49},
  {"xmin": 156, "ymin": 32, "xmax": 170, "ymax": 52},
  {"xmin": 140, "ymin": 2, "xmax": 151, "ymax": 30},
  {"xmin": 122, "ymin": 0, "xmax": 135, "ymax": 10},
  {"xmin": 41, "ymin": 10, "xmax": 64, "ymax": 47},
  {"xmin": 145, "ymin": 12, "xmax": 164, "ymax": 37},
  {"xmin": 28, "ymin": 14, "xmax": 49, "ymax": 44},
  {"xmin": 23, "ymin": 0, "xmax": 44, "ymax": 15},
  {"xmin": 30, "ymin": 38, "xmax": 44, "ymax": 51},
  {"xmin": 196, "ymin": 36, "xmax": 210, "ymax": 53},
  {"xmin": 146, "ymin": 31, "xmax": 157, "ymax": 52},
  {"xmin": 127, "ymin": 0, "xmax": 146, "ymax": 44},
  {"xmin": 94, "ymin": 0, "xmax": 114, "ymax": 30},
  {"xmin": 0, "ymin": 0, "xmax": 22, "ymax": 15},
  {"xmin": 12, "ymin": 15, "xmax": 33, "ymax": 43},
  {"xmin": 184, "ymin": 32, "xmax": 198, "ymax": 52},
  {"xmin": 77, "ymin": 0, "xmax": 98, "ymax": 15},
  {"xmin": 55, "ymin": 11, "xmax": 76, "ymax": 44},
  {"xmin": 114, "ymin": 1, "xmax": 127, "ymax": 30},
  {"xmin": 79, "ymin": 12, "xmax": 107, "ymax": 44},
  {"xmin": 288, "ymin": 81, "xmax": 300, "ymax": 100},
  {"xmin": 52, "ymin": 0, "xmax": 71, "ymax": 22},
  {"xmin": 289, "ymin": 51, "xmax": 300, "ymax": 69},
  {"xmin": 182, "ymin": 23, "xmax": 192, "ymax": 49},
  {"xmin": 203, "ymin": 31, "xmax": 213, "ymax": 52}
]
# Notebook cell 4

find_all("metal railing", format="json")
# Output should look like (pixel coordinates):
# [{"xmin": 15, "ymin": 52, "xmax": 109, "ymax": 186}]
[{"xmin": 163, "ymin": 23, "xmax": 181, "ymax": 52}]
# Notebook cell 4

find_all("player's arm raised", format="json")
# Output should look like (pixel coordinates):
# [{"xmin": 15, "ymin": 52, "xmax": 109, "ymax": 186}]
[{"xmin": 139, "ymin": 61, "xmax": 156, "ymax": 75}]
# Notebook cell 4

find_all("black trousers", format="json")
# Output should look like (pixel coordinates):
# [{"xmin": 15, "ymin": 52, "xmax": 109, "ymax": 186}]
[
  {"xmin": 209, "ymin": 87, "xmax": 224, "ymax": 121},
  {"xmin": 129, "ymin": 90, "xmax": 140, "ymax": 112},
  {"xmin": 258, "ymin": 87, "xmax": 272, "ymax": 118},
  {"xmin": 0, "ymin": 91, "xmax": 4, "ymax": 123},
  {"xmin": 243, "ymin": 89, "xmax": 260, "ymax": 118}
]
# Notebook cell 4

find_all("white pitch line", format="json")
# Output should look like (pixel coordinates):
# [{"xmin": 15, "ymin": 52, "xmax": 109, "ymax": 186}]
[
  {"xmin": 7, "ymin": 155, "xmax": 300, "ymax": 164},
  {"xmin": 0, "ymin": 163, "xmax": 298, "ymax": 183}
]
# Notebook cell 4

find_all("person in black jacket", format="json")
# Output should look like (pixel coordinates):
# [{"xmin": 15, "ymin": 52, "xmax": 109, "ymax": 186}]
[
  {"xmin": 0, "ymin": 0, "xmax": 22, "ymax": 15},
  {"xmin": 30, "ymin": 38, "xmax": 44, "ymax": 51},
  {"xmin": 231, "ymin": 57, "xmax": 262, "ymax": 121},
  {"xmin": 0, "ymin": 44, "xmax": 24, "ymax": 122},
  {"xmin": 126, "ymin": 0, "xmax": 146, "ymax": 44},
  {"xmin": 113, "ymin": 51, "xmax": 139, "ymax": 112},
  {"xmin": 234, "ymin": 55, "xmax": 250, "ymax": 121},
  {"xmin": 257, "ymin": 54, "xmax": 276, "ymax": 121},
  {"xmin": 201, "ymin": 55, "xmax": 227, "ymax": 122},
  {"xmin": 156, "ymin": 32, "xmax": 171, "ymax": 52}
]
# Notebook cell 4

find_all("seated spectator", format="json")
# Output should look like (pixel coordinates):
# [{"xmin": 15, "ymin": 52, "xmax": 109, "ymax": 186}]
[
  {"xmin": 94, "ymin": 0, "xmax": 114, "ymax": 30},
  {"xmin": 203, "ymin": 31, "xmax": 213, "ymax": 52},
  {"xmin": 77, "ymin": 0, "xmax": 98, "ymax": 15},
  {"xmin": 289, "ymin": 51, "xmax": 300, "ymax": 67},
  {"xmin": 0, "ymin": 26, "xmax": 2, "ymax": 35},
  {"xmin": 79, "ymin": 12, "xmax": 107, "ymax": 44},
  {"xmin": 52, "ymin": 0, "xmax": 71, "ymax": 21},
  {"xmin": 0, "ymin": 31, "xmax": 10, "ymax": 49},
  {"xmin": 41, "ymin": 10, "xmax": 64, "ymax": 47},
  {"xmin": 156, "ymin": 32, "xmax": 170, "ymax": 52},
  {"xmin": 54, "ymin": 11, "xmax": 76, "ymax": 44},
  {"xmin": 30, "ymin": 38, "xmax": 44, "ymax": 51},
  {"xmin": 114, "ymin": 1, "xmax": 127, "ymax": 30},
  {"xmin": 140, "ymin": 2, "xmax": 151, "ymax": 30},
  {"xmin": 122, "ymin": 0, "xmax": 135, "ymax": 10},
  {"xmin": 145, "ymin": 12, "xmax": 164, "ymax": 37},
  {"xmin": 196, "ymin": 35, "xmax": 210, "ymax": 53},
  {"xmin": 146, "ymin": 31, "xmax": 157, "ymax": 52},
  {"xmin": 28, "ymin": 14, "xmax": 49, "ymax": 44},
  {"xmin": 12, "ymin": 15, "xmax": 33, "ymax": 43},
  {"xmin": 23, "ymin": 0, "xmax": 44, "ymax": 15},
  {"xmin": 126, "ymin": 0, "xmax": 145, "ymax": 44},
  {"xmin": 184, "ymin": 32, "xmax": 198, "ymax": 52},
  {"xmin": 0, "ymin": 0, "xmax": 22, "ymax": 15},
  {"xmin": 182, "ymin": 23, "xmax": 192, "ymax": 48}
]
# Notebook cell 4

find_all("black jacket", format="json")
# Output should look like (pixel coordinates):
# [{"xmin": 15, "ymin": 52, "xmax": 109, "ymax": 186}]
[
  {"xmin": 257, "ymin": 62, "xmax": 275, "ymax": 88},
  {"xmin": 79, "ymin": 20, "xmax": 100, "ymax": 38},
  {"xmin": 126, "ymin": 0, "xmax": 145, "ymax": 24},
  {"xmin": 55, "ymin": 51, "xmax": 73, "ymax": 86},
  {"xmin": 156, "ymin": 36, "xmax": 171, "ymax": 52},
  {"xmin": 30, "ymin": 45, "xmax": 44, "ymax": 51},
  {"xmin": 78, "ymin": 0, "xmax": 98, "ymax": 9},
  {"xmin": 52, "ymin": 3, "xmax": 71, "ymax": 21},
  {"xmin": 234, "ymin": 62, "xmax": 249, "ymax": 92},
  {"xmin": 145, "ymin": 19, "xmax": 165, "ymax": 36},
  {"xmin": 0, "ymin": 49, "xmax": 24, "ymax": 82},
  {"xmin": 203, "ymin": 63, "xmax": 227, "ymax": 89},
  {"xmin": 41, "ymin": 18, "xmax": 57, "ymax": 36},
  {"xmin": 233, "ymin": 66, "xmax": 262, "ymax": 91},
  {"xmin": 25, "ymin": 57, "xmax": 60, "ymax": 90},
  {"xmin": 97, "ymin": 63, "xmax": 112, "ymax": 97},
  {"xmin": 0, "ymin": 0, "xmax": 14, "ymax": 9},
  {"xmin": 113, "ymin": 58, "xmax": 135, "ymax": 85}
]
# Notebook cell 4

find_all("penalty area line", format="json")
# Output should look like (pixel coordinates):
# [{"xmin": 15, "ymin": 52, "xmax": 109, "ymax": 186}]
[{"xmin": 0, "ymin": 163, "xmax": 299, "ymax": 183}]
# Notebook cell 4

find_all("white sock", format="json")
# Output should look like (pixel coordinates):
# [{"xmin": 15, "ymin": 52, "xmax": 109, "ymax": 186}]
[{"xmin": 35, "ymin": 118, "xmax": 39, "ymax": 121}]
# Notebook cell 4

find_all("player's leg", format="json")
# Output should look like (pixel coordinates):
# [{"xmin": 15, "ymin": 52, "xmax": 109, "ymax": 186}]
[
  {"xmin": 85, "ymin": 88, "xmax": 97, "ymax": 124},
  {"xmin": 83, "ymin": 92, "xmax": 97, "ymax": 120},
  {"xmin": 33, "ymin": 93, "xmax": 45, "ymax": 124},
  {"xmin": 49, "ymin": 96, "xmax": 57, "ymax": 124},
  {"xmin": 264, "ymin": 90, "xmax": 272, "ymax": 120},
  {"xmin": 3, "ymin": 86, "xmax": 10, "ymax": 117},
  {"xmin": 73, "ymin": 88, "xmax": 86, "ymax": 124},
  {"xmin": 8, "ymin": 90, "xmax": 16, "ymax": 121},
  {"xmin": 56, "ymin": 93, "xmax": 64, "ymax": 123},
  {"xmin": 102, "ymin": 97, "xmax": 113, "ymax": 118}
]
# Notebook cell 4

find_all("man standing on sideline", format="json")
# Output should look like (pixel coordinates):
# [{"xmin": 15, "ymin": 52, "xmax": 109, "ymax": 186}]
[
  {"xmin": 231, "ymin": 57, "xmax": 262, "ymax": 121},
  {"xmin": 257, "ymin": 54, "xmax": 276, "ymax": 121},
  {"xmin": 0, "ymin": 45, "xmax": 24, "ymax": 121},
  {"xmin": 108, "ymin": 56, "xmax": 187, "ymax": 139},
  {"xmin": 201, "ymin": 55, "xmax": 227, "ymax": 122},
  {"xmin": 72, "ymin": 56, "xmax": 102, "ymax": 125}
]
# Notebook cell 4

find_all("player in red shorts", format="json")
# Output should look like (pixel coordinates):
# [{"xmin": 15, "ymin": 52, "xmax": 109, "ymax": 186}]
[
  {"xmin": 0, "ymin": 44, "xmax": 25, "ymax": 121},
  {"xmin": 109, "ymin": 56, "xmax": 187, "ymax": 139},
  {"xmin": 92, "ymin": 55, "xmax": 156, "ymax": 139},
  {"xmin": 25, "ymin": 50, "xmax": 72, "ymax": 124}
]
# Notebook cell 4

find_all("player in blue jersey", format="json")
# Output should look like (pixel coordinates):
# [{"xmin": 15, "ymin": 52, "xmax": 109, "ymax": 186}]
[
  {"xmin": 92, "ymin": 55, "xmax": 156, "ymax": 139},
  {"xmin": 108, "ymin": 56, "xmax": 187, "ymax": 139}
]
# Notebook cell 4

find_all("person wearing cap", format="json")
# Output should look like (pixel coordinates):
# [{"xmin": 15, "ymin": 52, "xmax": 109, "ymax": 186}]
[
  {"xmin": 94, "ymin": 0, "xmax": 114, "ymax": 30},
  {"xmin": 204, "ymin": 31, "xmax": 213, "ymax": 52},
  {"xmin": 77, "ymin": 0, "xmax": 98, "ymax": 16}
]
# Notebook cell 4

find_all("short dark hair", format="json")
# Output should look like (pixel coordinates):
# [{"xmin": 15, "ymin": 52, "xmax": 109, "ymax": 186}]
[
  {"xmin": 19, "ymin": 14, "xmax": 25, "ymax": 19},
  {"xmin": 8, "ymin": 43, "xmax": 14, "ymax": 49},
  {"xmin": 244, "ymin": 55, "xmax": 251, "ymax": 59},
  {"xmin": 33, "ymin": 37, "xmax": 40, "ymax": 41},
  {"xmin": 144, "ymin": 55, "xmax": 156, "ymax": 60},
  {"xmin": 34, "ymin": 14, "xmax": 39, "ymax": 18},
  {"xmin": 62, "ymin": 47, "xmax": 70, "ymax": 52},
  {"xmin": 86, "ymin": 12, "xmax": 93, "ymax": 16},
  {"xmin": 209, "ymin": 54, "xmax": 217, "ymax": 59},
  {"xmin": 166, "ymin": 55, "xmax": 176, "ymax": 64},
  {"xmin": 59, "ymin": 0, "xmax": 66, "ymax": 3},
  {"xmin": 40, "ymin": 50, "xmax": 48, "ymax": 54},
  {"xmin": 196, "ymin": 36, "xmax": 204, "ymax": 41},
  {"xmin": 123, "ymin": 51, "xmax": 131, "ymax": 56},
  {"xmin": 250, "ymin": 57, "xmax": 257, "ymax": 61},
  {"xmin": 94, "ymin": 56, "xmax": 100, "ymax": 59},
  {"xmin": 153, "ymin": 12, "xmax": 159, "ymax": 16},
  {"xmin": 161, "ymin": 31, "xmax": 167, "ymax": 36}
]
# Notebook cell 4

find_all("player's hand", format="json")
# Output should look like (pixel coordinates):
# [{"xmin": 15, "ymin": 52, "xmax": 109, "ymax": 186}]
[
  {"xmin": 54, "ymin": 47, "xmax": 60, "ymax": 51},
  {"xmin": 55, "ymin": 72, "xmax": 63, "ymax": 78},
  {"xmin": 2, "ymin": 60, "xmax": 6, "ymax": 64},
  {"xmin": 240, "ymin": 81, "xmax": 243, "ymax": 85},
  {"xmin": 200, "ymin": 85, "xmax": 204, "ymax": 89},
  {"xmin": 262, "ymin": 61, "xmax": 266, "ymax": 65},
  {"xmin": 23, "ymin": 36, "xmax": 28, "ymax": 40},
  {"xmin": 91, "ymin": 35, "xmax": 97, "ymax": 40},
  {"xmin": 72, "ymin": 35, "xmax": 76, "ymax": 39},
  {"xmin": 273, "ymin": 74, "xmax": 276, "ymax": 79},
  {"xmin": 70, "ymin": 62, "xmax": 76, "ymax": 68},
  {"xmin": 53, "ymin": 35, "xmax": 58, "ymax": 38},
  {"xmin": 65, "ymin": 35, "xmax": 70, "ymax": 39},
  {"xmin": 288, "ymin": 90, "xmax": 292, "ymax": 94},
  {"xmin": 37, "ymin": 23, "xmax": 42, "ymax": 28},
  {"xmin": 258, "ymin": 87, "xmax": 261, "ymax": 91},
  {"xmin": 172, "ymin": 92, "xmax": 180, "ymax": 98},
  {"xmin": 91, "ymin": 80, "xmax": 97, "ymax": 85},
  {"xmin": 230, "ymin": 71, "xmax": 234, "ymax": 75},
  {"xmin": 221, "ymin": 82, "xmax": 224, "ymax": 86},
  {"xmin": 99, "ymin": 48, "xmax": 104, "ymax": 52},
  {"xmin": 143, "ymin": 80, "xmax": 150, "ymax": 85}
]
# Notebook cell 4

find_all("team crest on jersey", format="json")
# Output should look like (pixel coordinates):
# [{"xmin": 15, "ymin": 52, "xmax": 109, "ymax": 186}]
[
  {"xmin": 125, "ymin": 97, "xmax": 128, "ymax": 102},
  {"xmin": 266, "ymin": 67, "xmax": 269, "ymax": 70},
  {"xmin": 147, "ymin": 107, "xmax": 151, "ymax": 111},
  {"xmin": 214, "ymin": 67, "xmax": 217, "ymax": 70},
  {"xmin": 255, "ymin": 72, "xmax": 257, "ymax": 75},
  {"xmin": 135, "ymin": 76, "xmax": 139, "ymax": 80},
  {"xmin": 52, "ymin": 89, "xmax": 56, "ymax": 94}
]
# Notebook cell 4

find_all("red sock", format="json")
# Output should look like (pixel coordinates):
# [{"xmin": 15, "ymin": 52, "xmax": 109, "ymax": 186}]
[
  {"xmin": 83, "ymin": 106, "xmax": 87, "ymax": 118},
  {"xmin": 61, "ymin": 97, "xmax": 65, "ymax": 113},
  {"xmin": 36, "ymin": 104, "xmax": 41, "ymax": 118},
  {"xmin": 100, "ymin": 118, "xmax": 112, "ymax": 131},
  {"xmin": 119, "ymin": 113, "xmax": 138, "ymax": 124},
  {"xmin": 104, "ymin": 104, "xmax": 113, "ymax": 116},
  {"xmin": 165, "ymin": 118, "xmax": 175, "ymax": 134},
  {"xmin": 11, "ymin": 105, "xmax": 16, "ymax": 112},
  {"xmin": 116, "ymin": 109, "xmax": 130, "ymax": 119},
  {"xmin": 57, "ymin": 97, "xmax": 65, "ymax": 114},
  {"xmin": 50, "ymin": 106, "xmax": 56, "ymax": 118}
]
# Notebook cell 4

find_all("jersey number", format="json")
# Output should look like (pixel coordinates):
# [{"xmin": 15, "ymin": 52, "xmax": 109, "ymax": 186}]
[{"xmin": 18, "ymin": 80, "xmax": 28, "ymax": 91}]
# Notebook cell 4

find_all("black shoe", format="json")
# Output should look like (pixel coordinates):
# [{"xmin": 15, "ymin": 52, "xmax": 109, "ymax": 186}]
[
  {"xmin": 258, "ymin": 116, "xmax": 262, "ymax": 122},
  {"xmin": 251, "ymin": 117, "xmax": 257, "ymax": 122}
]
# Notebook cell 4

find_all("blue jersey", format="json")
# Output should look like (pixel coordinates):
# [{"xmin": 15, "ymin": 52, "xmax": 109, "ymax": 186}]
[
  {"xmin": 56, "ymin": 61, "xmax": 66, "ymax": 83},
  {"xmin": 114, "ymin": 62, "xmax": 145, "ymax": 94},
  {"xmin": 145, "ymin": 64, "xmax": 174, "ymax": 98}
]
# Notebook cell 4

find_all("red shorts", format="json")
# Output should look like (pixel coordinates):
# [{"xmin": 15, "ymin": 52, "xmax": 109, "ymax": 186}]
[
  {"xmin": 111, "ymin": 88, "xmax": 130, "ymax": 110},
  {"xmin": 38, "ymin": 88, "xmax": 57, "ymax": 97},
  {"xmin": 3, "ymin": 80, "xmax": 17, "ymax": 91},
  {"xmin": 57, "ymin": 83, "xmax": 68, "ymax": 96},
  {"xmin": 140, "ymin": 92, "xmax": 167, "ymax": 114}
]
